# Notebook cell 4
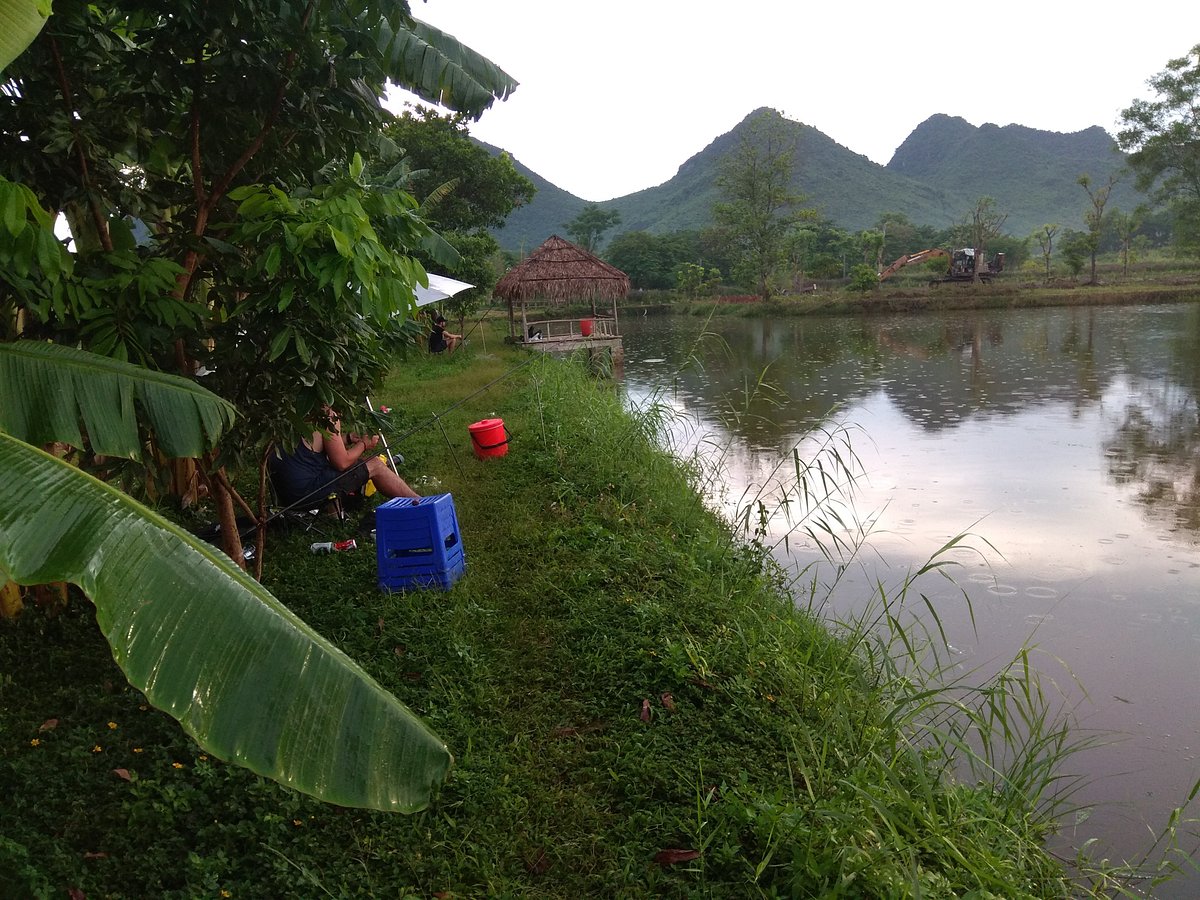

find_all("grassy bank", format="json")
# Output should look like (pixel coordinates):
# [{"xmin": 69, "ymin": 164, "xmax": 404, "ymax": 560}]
[
  {"xmin": 615, "ymin": 267, "xmax": 1200, "ymax": 320},
  {"xmin": 2, "ymin": 338, "xmax": 1117, "ymax": 896}
]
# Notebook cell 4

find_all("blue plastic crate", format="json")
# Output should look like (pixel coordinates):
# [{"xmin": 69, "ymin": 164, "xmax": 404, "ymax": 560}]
[
  {"xmin": 376, "ymin": 494, "xmax": 466, "ymax": 592},
  {"xmin": 378, "ymin": 550, "xmax": 466, "ymax": 592}
]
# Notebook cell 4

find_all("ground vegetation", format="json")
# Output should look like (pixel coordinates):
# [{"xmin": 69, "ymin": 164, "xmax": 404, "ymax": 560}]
[{"xmin": 2, "ymin": 338, "xmax": 1138, "ymax": 897}]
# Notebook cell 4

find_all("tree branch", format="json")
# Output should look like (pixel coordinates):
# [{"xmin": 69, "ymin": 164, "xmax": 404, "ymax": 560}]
[{"xmin": 48, "ymin": 36, "xmax": 113, "ymax": 253}]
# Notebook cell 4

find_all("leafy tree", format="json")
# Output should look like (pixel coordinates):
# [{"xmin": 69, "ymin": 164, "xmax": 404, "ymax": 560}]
[
  {"xmin": 564, "ymin": 203, "xmax": 622, "ymax": 253},
  {"xmin": 1111, "ymin": 206, "xmax": 1149, "ymax": 277},
  {"xmin": 675, "ymin": 262, "xmax": 721, "ymax": 298},
  {"xmin": 1060, "ymin": 230, "xmax": 1090, "ymax": 278},
  {"xmin": 385, "ymin": 106, "xmax": 534, "ymax": 234},
  {"xmin": 781, "ymin": 226, "xmax": 818, "ymax": 291},
  {"xmin": 605, "ymin": 230, "xmax": 702, "ymax": 290},
  {"xmin": 0, "ymin": 0, "xmax": 517, "ymax": 563},
  {"xmin": 1118, "ymin": 44, "xmax": 1200, "ymax": 255},
  {"xmin": 1032, "ymin": 224, "xmax": 1060, "ymax": 281},
  {"xmin": 847, "ymin": 264, "xmax": 878, "ymax": 293},
  {"xmin": 960, "ymin": 197, "xmax": 1008, "ymax": 282},
  {"xmin": 1078, "ymin": 174, "xmax": 1118, "ymax": 282},
  {"xmin": 381, "ymin": 106, "xmax": 534, "ymax": 330},
  {"xmin": 858, "ymin": 230, "xmax": 885, "ymax": 269},
  {"xmin": 711, "ymin": 110, "xmax": 814, "ymax": 300}
]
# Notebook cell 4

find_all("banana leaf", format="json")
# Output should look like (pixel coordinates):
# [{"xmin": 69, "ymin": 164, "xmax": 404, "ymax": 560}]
[
  {"xmin": 379, "ymin": 17, "xmax": 518, "ymax": 119},
  {"xmin": 0, "ymin": 0, "xmax": 49, "ymax": 74},
  {"xmin": 0, "ymin": 341, "xmax": 238, "ymax": 458},
  {"xmin": 0, "ymin": 432, "xmax": 452, "ymax": 811}
]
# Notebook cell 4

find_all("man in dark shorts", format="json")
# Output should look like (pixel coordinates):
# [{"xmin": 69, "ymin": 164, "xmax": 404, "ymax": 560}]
[
  {"xmin": 429, "ymin": 314, "xmax": 461, "ymax": 353},
  {"xmin": 269, "ymin": 408, "xmax": 420, "ymax": 507}
]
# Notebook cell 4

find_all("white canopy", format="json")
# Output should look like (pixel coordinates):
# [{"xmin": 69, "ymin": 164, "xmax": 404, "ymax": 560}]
[{"xmin": 414, "ymin": 273, "xmax": 474, "ymax": 307}]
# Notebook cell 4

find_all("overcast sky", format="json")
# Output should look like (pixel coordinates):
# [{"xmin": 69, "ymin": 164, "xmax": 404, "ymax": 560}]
[{"xmin": 390, "ymin": 1, "xmax": 1191, "ymax": 202}]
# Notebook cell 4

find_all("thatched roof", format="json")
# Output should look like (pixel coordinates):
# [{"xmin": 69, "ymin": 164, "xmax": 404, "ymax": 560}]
[{"xmin": 493, "ymin": 235, "xmax": 630, "ymax": 304}]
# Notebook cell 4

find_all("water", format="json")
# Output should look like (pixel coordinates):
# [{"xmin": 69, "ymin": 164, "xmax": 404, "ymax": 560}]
[{"xmin": 619, "ymin": 302, "xmax": 1200, "ymax": 893}]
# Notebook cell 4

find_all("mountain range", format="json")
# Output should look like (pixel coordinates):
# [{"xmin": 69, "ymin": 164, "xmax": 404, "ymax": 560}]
[{"xmin": 484, "ymin": 108, "xmax": 1142, "ymax": 254}]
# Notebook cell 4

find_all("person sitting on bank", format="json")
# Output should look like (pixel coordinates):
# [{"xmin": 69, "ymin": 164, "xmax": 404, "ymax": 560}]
[
  {"xmin": 269, "ymin": 408, "xmax": 420, "ymax": 507},
  {"xmin": 429, "ymin": 314, "xmax": 462, "ymax": 353}
]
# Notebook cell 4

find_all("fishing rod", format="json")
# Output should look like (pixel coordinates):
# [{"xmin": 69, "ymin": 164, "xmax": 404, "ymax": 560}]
[{"xmin": 365, "ymin": 394, "xmax": 398, "ymax": 472}]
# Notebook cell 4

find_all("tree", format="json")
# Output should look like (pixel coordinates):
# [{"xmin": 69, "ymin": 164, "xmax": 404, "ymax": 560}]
[
  {"xmin": 1111, "ymin": 206, "xmax": 1149, "ymax": 277},
  {"xmin": 675, "ymin": 262, "xmax": 721, "ymax": 298},
  {"xmin": 564, "ymin": 203, "xmax": 622, "ymax": 253},
  {"xmin": 711, "ymin": 109, "xmax": 813, "ymax": 300},
  {"xmin": 1078, "ymin": 174, "xmax": 1118, "ymax": 283},
  {"xmin": 0, "ymin": 0, "xmax": 517, "ymax": 564},
  {"xmin": 382, "ymin": 106, "xmax": 535, "ymax": 329},
  {"xmin": 606, "ymin": 230, "xmax": 702, "ymax": 290},
  {"xmin": 1031, "ymin": 224, "xmax": 1060, "ymax": 281},
  {"xmin": 962, "ymin": 197, "xmax": 1008, "ymax": 283},
  {"xmin": 1118, "ymin": 44, "xmax": 1200, "ymax": 255},
  {"xmin": 1060, "ymin": 230, "xmax": 1090, "ymax": 278}
]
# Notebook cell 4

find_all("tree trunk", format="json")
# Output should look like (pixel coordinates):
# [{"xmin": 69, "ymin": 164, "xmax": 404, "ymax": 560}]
[{"xmin": 211, "ymin": 472, "xmax": 246, "ymax": 570}]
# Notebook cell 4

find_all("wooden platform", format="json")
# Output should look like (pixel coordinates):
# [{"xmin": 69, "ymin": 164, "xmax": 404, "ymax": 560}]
[{"xmin": 514, "ymin": 316, "xmax": 624, "ymax": 365}]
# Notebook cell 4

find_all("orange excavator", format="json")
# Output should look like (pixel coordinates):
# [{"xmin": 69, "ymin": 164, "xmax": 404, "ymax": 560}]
[
  {"xmin": 878, "ymin": 248, "xmax": 950, "ymax": 280},
  {"xmin": 879, "ymin": 247, "xmax": 1005, "ymax": 283}
]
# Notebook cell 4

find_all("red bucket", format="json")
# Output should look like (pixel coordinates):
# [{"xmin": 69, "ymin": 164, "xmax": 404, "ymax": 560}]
[
  {"xmin": 580, "ymin": 318, "xmax": 594, "ymax": 337},
  {"xmin": 468, "ymin": 418, "xmax": 509, "ymax": 459}
]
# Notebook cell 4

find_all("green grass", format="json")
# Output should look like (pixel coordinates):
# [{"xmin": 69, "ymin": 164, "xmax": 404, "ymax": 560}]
[{"xmin": 1, "ymin": 324, "xmax": 1188, "ymax": 897}]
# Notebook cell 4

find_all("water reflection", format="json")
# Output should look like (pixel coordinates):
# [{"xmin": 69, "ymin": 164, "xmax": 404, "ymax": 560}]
[{"xmin": 620, "ymin": 302, "xmax": 1200, "ymax": 894}]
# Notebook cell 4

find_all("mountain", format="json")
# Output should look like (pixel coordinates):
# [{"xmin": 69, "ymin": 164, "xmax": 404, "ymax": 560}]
[{"xmin": 487, "ymin": 109, "xmax": 1140, "ymax": 252}]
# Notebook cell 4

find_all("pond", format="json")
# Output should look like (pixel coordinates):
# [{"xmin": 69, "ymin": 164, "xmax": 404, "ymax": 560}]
[{"xmin": 618, "ymin": 301, "xmax": 1200, "ymax": 893}]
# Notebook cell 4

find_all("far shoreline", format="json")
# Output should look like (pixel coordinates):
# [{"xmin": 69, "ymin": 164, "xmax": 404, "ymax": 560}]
[{"xmin": 616, "ymin": 278, "xmax": 1200, "ymax": 319}]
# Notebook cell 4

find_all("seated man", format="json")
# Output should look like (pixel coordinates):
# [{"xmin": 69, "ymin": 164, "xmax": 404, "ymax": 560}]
[
  {"xmin": 269, "ymin": 408, "xmax": 420, "ymax": 508},
  {"xmin": 429, "ymin": 314, "xmax": 462, "ymax": 353}
]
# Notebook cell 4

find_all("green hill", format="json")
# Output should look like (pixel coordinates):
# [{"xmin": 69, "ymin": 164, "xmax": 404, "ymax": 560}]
[{"xmin": 486, "ymin": 108, "xmax": 1141, "ymax": 253}]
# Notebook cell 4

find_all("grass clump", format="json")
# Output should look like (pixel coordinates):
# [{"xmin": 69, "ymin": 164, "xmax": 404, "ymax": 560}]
[{"xmin": 0, "ymin": 333, "xmax": 1130, "ymax": 897}]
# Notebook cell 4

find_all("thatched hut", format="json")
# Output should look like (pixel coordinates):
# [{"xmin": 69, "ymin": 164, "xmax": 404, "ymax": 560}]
[{"xmin": 494, "ymin": 235, "xmax": 630, "ymax": 350}]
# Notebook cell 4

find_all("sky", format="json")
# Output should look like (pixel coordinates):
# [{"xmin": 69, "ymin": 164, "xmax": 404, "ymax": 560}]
[{"xmin": 389, "ymin": 1, "xmax": 1193, "ymax": 202}]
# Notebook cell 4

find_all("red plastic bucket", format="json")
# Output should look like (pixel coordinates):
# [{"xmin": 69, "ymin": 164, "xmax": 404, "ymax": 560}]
[
  {"xmin": 468, "ymin": 418, "xmax": 509, "ymax": 459},
  {"xmin": 580, "ymin": 318, "xmax": 594, "ymax": 337}
]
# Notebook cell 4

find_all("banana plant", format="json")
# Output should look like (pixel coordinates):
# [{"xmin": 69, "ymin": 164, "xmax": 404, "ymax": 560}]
[
  {"xmin": 0, "ymin": 342, "xmax": 452, "ymax": 812},
  {"xmin": 0, "ymin": 0, "xmax": 50, "ymax": 74}
]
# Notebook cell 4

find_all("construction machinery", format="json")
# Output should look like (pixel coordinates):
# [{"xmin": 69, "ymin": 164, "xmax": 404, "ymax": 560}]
[{"xmin": 879, "ymin": 247, "xmax": 1005, "ymax": 283}]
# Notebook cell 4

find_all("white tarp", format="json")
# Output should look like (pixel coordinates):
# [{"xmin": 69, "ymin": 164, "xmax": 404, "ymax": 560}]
[{"xmin": 414, "ymin": 273, "xmax": 474, "ymax": 307}]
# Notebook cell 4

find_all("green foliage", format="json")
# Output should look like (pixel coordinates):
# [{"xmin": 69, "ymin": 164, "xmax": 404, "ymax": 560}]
[
  {"xmin": 711, "ymin": 110, "xmax": 815, "ymax": 299},
  {"xmin": 0, "ymin": 342, "xmax": 450, "ymax": 813},
  {"xmin": 1060, "ymin": 230, "xmax": 1090, "ymax": 277},
  {"xmin": 1119, "ymin": 44, "xmax": 1200, "ymax": 255},
  {"xmin": 606, "ymin": 229, "xmax": 702, "ymax": 290},
  {"xmin": 848, "ymin": 263, "xmax": 879, "ymax": 293},
  {"xmin": 193, "ymin": 162, "xmax": 434, "ymax": 466},
  {"xmin": 384, "ymin": 106, "xmax": 535, "ymax": 235},
  {"xmin": 0, "ymin": 432, "xmax": 451, "ymax": 813},
  {"xmin": 675, "ymin": 262, "xmax": 721, "ymax": 298},
  {"xmin": 0, "ymin": 342, "xmax": 236, "ymax": 459},
  {"xmin": 0, "ymin": 0, "xmax": 48, "ymax": 73},
  {"xmin": 378, "ymin": 106, "xmax": 533, "ymax": 319},
  {"xmin": 564, "ymin": 202, "xmax": 622, "ymax": 253}
]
